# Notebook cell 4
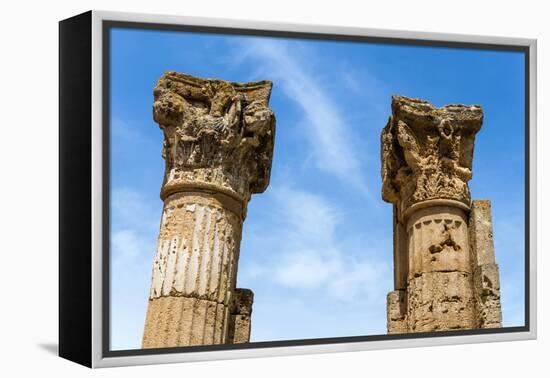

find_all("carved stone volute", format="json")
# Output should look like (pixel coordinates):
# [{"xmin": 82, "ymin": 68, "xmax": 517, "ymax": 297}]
[
  {"xmin": 153, "ymin": 71, "xmax": 276, "ymax": 207},
  {"xmin": 382, "ymin": 96, "xmax": 502, "ymax": 334},
  {"xmin": 144, "ymin": 72, "xmax": 275, "ymax": 348},
  {"xmin": 381, "ymin": 95, "xmax": 483, "ymax": 215}
]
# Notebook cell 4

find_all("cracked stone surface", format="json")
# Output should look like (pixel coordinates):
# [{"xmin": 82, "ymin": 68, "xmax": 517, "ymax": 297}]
[
  {"xmin": 142, "ymin": 72, "xmax": 276, "ymax": 348},
  {"xmin": 382, "ymin": 96, "xmax": 502, "ymax": 333},
  {"xmin": 382, "ymin": 95, "xmax": 483, "ymax": 214}
]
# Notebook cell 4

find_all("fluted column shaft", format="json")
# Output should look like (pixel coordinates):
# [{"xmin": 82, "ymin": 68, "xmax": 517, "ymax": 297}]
[
  {"xmin": 142, "ymin": 71, "xmax": 275, "ymax": 348},
  {"xmin": 142, "ymin": 192, "xmax": 243, "ymax": 347}
]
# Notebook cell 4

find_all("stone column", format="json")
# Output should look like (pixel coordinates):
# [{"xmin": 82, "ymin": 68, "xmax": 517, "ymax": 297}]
[
  {"xmin": 142, "ymin": 71, "xmax": 276, "ymax": 348},
  {"xmin": 381, "ymin": 95, "xmax": 502, "ymax": 333},
  {"xmin": 227, "ymin": 288, "xmax": 254, "ymax": 344},
  {"xmin": 470, "ymin": 200, "xmax": 503, "ymax": 328}
]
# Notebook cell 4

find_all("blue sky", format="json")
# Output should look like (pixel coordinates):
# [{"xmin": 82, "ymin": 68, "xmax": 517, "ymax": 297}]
[{"xmin": 109, "ymin": 28, "xmax": 526, "ymax": 350}]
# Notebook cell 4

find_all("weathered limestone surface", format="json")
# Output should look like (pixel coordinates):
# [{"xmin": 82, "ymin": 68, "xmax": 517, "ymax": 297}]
[
  {"xmin": 470, "ymin": 200, "xmax": 502, "ymax": 328},
  {"xmin": 227, "ymin": 288, "xmax": 254, "ymax": 344},
  {"xmin": 382, "ymin": 95, "xmax": 502, "ymax": 333},
  {"xmin": 142, "ymin": 72, "xmax": 275, "ymax": 348}
]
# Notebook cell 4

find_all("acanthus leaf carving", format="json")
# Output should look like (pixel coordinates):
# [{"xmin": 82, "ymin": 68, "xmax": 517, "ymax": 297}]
[
  {"xmin": 381, "ymin": 95, "xmax": 483, "ymax": 213},
  {"xmin": 153, "ymin": 71, "xmax": 276, "ymax": 202}
]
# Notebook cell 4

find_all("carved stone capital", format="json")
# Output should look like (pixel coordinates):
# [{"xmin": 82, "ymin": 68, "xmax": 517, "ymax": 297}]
[
  {"xmin": 381, "ymin": 95, "xmax": 483, "ymax": 214},
  {"xmin": 153, "ymin": 71, "xmax": 276, "ymax": 204}
]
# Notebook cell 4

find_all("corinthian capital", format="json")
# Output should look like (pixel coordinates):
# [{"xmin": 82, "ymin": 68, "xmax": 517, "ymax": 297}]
[
  {"xmin": 381, "ymin": 96, "xmax": 483, "ymax": 214},
  {"xmin": 153, "ymin": 71, "xmax": 276, "ymax": 203}
]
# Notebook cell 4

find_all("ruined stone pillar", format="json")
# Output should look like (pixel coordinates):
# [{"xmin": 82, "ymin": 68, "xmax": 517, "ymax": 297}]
[
  {"xmin": 142, "ymin": 72, "xmax": 276, "ymax": 348},
  {"xmin": 381, "ymin": 96, "xmax": 502, "ymax": 333}
]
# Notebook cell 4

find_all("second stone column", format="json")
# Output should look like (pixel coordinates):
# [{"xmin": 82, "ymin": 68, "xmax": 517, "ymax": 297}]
[{"xmin": 382, "ymin": 95, "xmax": 501, "ymax": 333}]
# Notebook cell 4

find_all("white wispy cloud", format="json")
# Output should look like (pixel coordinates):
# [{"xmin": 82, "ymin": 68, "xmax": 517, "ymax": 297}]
[
  {"xmin": 500, "ymin": 280, "xmax": 525, "ymax": 327},
  {"xmin": 491, "ymin": 216, "xmax": 526, "ymax": 328},
  {"xmin": 111, "ymin": 187, "xmax": 160, "ymax": 233},
  {"xmin": 112, "ymin": 119, "xmax": 145, "ymax": 143},
  {"xmin": 112, "ymin": 229, "xmax": 146, "ymax": 263},
  {"xmin": 237, "ymin": 39, "xmax": 369, "ymax": 193},
  {"xmin": 110, "ymin": 188, "xmax": 162, "ymax": 350},
  {"xmin": 110, "ymin": 187, "xmax": 163, "ymax": 279},
  {"xmin": 242, "ymin": 185, "xmax": 390, "ymax": 305}
]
